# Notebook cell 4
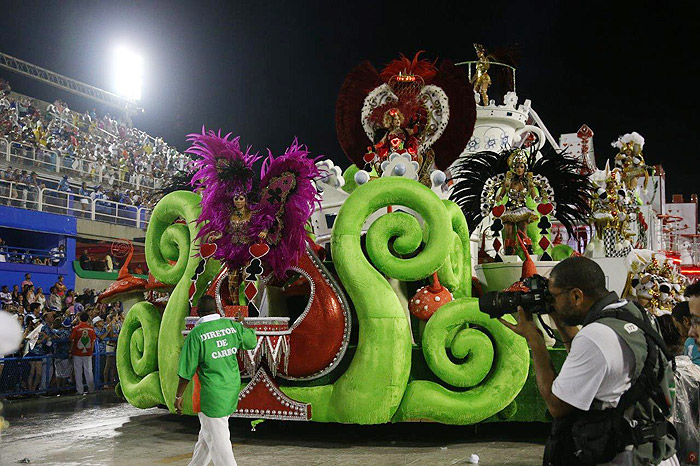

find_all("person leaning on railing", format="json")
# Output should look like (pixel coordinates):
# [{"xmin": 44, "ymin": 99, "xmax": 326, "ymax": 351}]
[
  {"xmin": 27, "ymin": 172, "xmax": 40, "ymax": 209},
  {"xmin": 51, "ymin": 317, "xmax": 72, "ymax": 389}
]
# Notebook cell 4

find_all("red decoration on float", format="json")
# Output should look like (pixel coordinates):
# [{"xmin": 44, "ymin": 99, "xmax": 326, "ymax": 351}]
[
  {"xmin": 492, "ymin": 237, "xmax": 502, "ymax": 252},
  {"xmin": 244, "ymin": 282, "xmax": 258, "ymax": 302},
  {"xmin": 281, "ymin": 249, "xmax": 351, "ymax": 379},
  {"xmin": 200, "ymin": 242, "xmax": 217, "ymax": 258},
  {"xmin": 408, "ymin": 272, "xmax": 453, "ymax": 321},
  {"xmin": 232, "ymin": 368, "xmax": 311, "ymax": 421},
  {"xmin": 492, "ymin": 205, "xmax": 505, "ymax": 218},
  {"xmin": 536, "ymin": 203, "xmax": 554, "ymax": 216},
  {"xmin": 249, "ymin": 242, "xmax": 270, "ymax": 259},
  {"xmin": 239, "ymin": 317, "xmax": 291, "ymax": 377}
]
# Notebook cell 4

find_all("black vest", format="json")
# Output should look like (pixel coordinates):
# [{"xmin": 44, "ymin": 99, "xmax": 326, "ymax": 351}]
[{"xmin": 544, "ymin": 292, "xmax": 677, "ymax": 465}]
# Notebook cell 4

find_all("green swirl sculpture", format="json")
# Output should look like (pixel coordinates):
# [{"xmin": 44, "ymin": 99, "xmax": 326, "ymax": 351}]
[
  {"xmin": 117, "ymin": 191, "xmax": 219, "ymax": 414},
  {"xmin": 117, "ymin": 177, "xmax": 531, "ymax": 424},
  {"xmin": 393, "ymin": 298, "xmax": 530, "ymax": 424}
]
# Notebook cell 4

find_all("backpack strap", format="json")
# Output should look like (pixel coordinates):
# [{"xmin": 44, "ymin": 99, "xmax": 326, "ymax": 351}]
[
  {"xmin": 587, "ymin": 304, "xmax": 675, "ymax": 444},
  {"xmin": 587, "ymin": 303, "xmax": 675, "ymax": 371}
]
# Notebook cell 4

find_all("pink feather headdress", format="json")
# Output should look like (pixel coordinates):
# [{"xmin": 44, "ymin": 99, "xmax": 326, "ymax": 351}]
[{"xmin": 187, "ymin": 128, "xmax": 261, "ymax": 250}]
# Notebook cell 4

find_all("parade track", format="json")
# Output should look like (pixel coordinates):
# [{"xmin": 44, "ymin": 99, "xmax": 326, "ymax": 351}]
[{"xmin": 1, "ymin": 392, "xmax": 549, "ymax": 465}]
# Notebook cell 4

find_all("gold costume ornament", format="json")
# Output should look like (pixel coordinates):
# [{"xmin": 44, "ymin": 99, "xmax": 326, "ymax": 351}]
[
  {"xmin": 494, "ymin": 150, "xmax": 545, "ymax": 254},
  {"xmin": 627, "ymin": 254, "xmax": 687, "ymax": 316},
  {"xmin": 471, "ymin": 43, "xmax": 492, "ymax": 105},
  {"xmin": 612, "ymin": 131, "xmax": 650, "ymax": 191}
]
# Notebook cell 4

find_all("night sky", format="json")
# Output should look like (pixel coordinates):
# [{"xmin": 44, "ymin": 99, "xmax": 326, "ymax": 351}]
[{"xmin": 1, "ymin": 1, "xmax": 696, "ymax": 200}]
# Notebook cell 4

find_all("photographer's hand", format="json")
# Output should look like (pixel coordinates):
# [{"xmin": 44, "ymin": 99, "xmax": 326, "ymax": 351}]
[
  {"xmin": 498, "ymin": 306, "xmax": 543, "ymax": 343},
  {"xmin": 500, "ymin": 307, "xmax": 574, "ymax": 419},
  {"xmin": 548, "ymin": 312, "xmax": 578, "ymax": 352}
]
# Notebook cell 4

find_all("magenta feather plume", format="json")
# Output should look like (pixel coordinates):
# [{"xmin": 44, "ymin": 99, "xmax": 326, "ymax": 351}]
[
  {"xmin": 188, "ymin": 129, "xmax": 321, "ymax": 277},
  {"xmin": 255, "ymin": 139, "xmax": 322, "ymax": 278},
  {"xmin": 187, "ymin": 128, "xmax": 261, "ymax": 266}
]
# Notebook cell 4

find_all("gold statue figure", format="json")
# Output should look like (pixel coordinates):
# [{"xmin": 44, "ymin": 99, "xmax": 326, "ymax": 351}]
[{"xmin": 471, "ymin": 43, "xmax": 492, "ymax": 105}]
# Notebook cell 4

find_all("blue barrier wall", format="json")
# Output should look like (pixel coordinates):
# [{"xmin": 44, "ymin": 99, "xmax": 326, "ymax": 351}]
[
  {"xmin": 0, "ymin": 205, "xmax": 76, "ymax": 234},
  {"xmin": 0, "ymin": 205, "xmax": 77, "ymax": 292}
]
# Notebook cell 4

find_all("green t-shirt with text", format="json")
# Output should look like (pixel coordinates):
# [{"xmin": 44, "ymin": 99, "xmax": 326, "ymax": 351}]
[{"xmin": 178, "ymin": 315, "xmax": 257, "ymax": 418}]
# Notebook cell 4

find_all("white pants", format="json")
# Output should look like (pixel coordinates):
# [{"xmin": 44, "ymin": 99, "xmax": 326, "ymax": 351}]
[
  {"xmin": 188, "ymin": 412, "xmax": 237, "ymax": 466},
  {"xmin": 73, "ymin": 355, "xmax": 94, "ymax": 394}
]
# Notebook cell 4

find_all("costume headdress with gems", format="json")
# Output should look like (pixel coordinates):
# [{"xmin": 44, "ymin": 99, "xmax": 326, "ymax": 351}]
[{"xmin": 507, "ymin": 149, "xmax": 528, "ymax": 172}]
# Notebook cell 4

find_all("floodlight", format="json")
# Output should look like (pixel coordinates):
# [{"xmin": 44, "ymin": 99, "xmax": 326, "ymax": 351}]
[{"xmin": 113, "ymin": 46, "xmax": 144, "ymax": 101}]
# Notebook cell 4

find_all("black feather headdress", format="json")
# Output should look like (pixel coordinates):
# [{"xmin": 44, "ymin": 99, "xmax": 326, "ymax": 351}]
[{"xmin": 449, "ymin": 148, "xmax": 592, "ymax": 235}]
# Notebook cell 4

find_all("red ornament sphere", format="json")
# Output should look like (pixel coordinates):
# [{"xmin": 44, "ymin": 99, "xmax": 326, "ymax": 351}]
[{"xmin": 409, "ymin": 284, "xmax": 454, "ymax": 321}]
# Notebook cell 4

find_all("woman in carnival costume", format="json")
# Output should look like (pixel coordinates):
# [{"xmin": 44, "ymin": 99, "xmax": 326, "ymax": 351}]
[
  {"xmin": 494, "ymin": 149, "xmax": 540, "ymax": 254},
  {"xmin": 187, "ymin": 129, "xmax": 321, "ymax": 312},
  {"xmin": 336, "ymin": 51, "xmax": 476, "ymax": 186},
  {"xmin": 450, "ymin": 147, "xmax": 592, "ymax": 257}
]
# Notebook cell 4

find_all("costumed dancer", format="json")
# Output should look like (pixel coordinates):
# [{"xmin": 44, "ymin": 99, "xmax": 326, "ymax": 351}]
[
  {"xmin": 336, "ymin": 52, "xmax": 476, "ymax": 186},
  {"xmin": 587, "ymin": 167, "xmax": 628, "ymax": 258},
  {"xmin": 628, "ymin": 254, "xmax": 687, "ymax": 317},
  {"xmin": 188, "ymin": 129, "xmax": 321, "ymax": 316},
  {"xmin": 494, "ymin": 150, "xmax": 540, "ymax": 255},
  {"xmin": 612, "ymin": 131, "xmax": 651, "ymax": 248},
  {"xmin": 449, "ymin": 148, "xmax": 592, "ymax": 258},
  {"xmin": 175, "ymin": 295, "xmax": 257, "ymax": 466},
  {"xmin": 612, "ymin": 131, "xmax": 649, "ymax": 192},
  {"xmin": 587, "ymin": 132, "xmax": 651, "ymax": 258}
]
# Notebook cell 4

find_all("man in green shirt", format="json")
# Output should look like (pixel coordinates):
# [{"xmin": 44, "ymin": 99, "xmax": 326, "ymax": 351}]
[{"xmin": 175, "ymin": 295, "xmax": 257, "ymax": 466}]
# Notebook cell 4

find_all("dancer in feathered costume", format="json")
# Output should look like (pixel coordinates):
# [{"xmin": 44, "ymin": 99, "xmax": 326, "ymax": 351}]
[
  {"xmin": 336, "ymin": 52, "xmax": 476, "ymax": 185},
  {"xmin": 187, "ymin": 129, "xmax": 321, "ymax": 303},
  {"xmin": 449, "ymin": 148, "xmax": 592, "ymax": 257}
]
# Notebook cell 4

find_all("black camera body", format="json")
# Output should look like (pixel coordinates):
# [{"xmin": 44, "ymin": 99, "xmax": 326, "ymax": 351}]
[{"xmin": 478, "ymin": 274, "xmax": 552, "ymax": 319}]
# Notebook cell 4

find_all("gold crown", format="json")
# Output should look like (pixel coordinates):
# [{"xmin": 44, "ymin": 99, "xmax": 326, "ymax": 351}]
[{"xmin": 507, "ymin": 150, "xmax": 528, "ymax": 169}]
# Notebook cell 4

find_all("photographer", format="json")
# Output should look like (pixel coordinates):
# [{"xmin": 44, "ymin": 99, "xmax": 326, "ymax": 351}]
[{"xmin": 500, "ymin": 257, "xmax": 678, "ymax": 465}]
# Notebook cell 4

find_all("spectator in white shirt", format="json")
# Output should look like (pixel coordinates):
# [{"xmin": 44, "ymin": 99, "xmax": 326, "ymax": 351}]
[
  {"xmin": 50, "ymin": 245, "xmax": 65, "ymax": 266},
  {"xmin": 0, "ymin": 285, "xmax": 13, "ymax": 309}
]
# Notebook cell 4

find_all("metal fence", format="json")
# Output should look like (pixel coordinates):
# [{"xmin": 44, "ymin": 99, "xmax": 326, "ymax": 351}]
[
  {"xmin": 0, "ymin": 245, "xmax": 60, "ymax": 265},
  {"xmin": 0, "ymin": 136, "xmax": 161, "ymax": 192},
  {"xmin": 0, "ymin": 338, "xmax": 118, "ymax": 397},
  {"xmin": 0, "ymin": 180, "xmax": 151, "ymax": 229}
]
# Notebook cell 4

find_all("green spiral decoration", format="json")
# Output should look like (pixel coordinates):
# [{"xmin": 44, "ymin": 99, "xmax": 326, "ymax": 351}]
[
  {"xmin": 435, "ymin": 200, "xmax": 472, "ymax": 299},
  {"xmin": 283, "ymin": 177, "xmax": 451, "ymax": 423},
  {"xmin": 283, "ymin": 177, "xmax": 528, "ymax": 424},
  {"xmin": 116, "ymin": 191, "xmax": 219, "ymax": 414},
  {"xmin": 393, "ymin": 298, "xmax": 530, "ymax": 424},
  {"xmin": 116, "ymin": 302, "xmax": 164, "ymax": 408}
]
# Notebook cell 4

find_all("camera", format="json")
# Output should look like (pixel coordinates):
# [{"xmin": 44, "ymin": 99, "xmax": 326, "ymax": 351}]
[{"xmin": 478, "ymin": 274, "xmax": 552, "ymax": 319}]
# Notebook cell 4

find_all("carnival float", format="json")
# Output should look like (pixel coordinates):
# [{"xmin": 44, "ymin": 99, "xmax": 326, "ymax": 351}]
[{"xmin": 101, "ymin": 47, "xmax": 698, "ymax": 426}]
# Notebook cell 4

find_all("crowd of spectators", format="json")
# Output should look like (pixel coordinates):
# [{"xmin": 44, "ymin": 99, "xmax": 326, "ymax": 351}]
[
  {"xmin": 0, "ymin": 77, "xmax": 187, "ymax": 210},
  {"xmin": 1, "ymin": 166, "xmax": 154, "ymax": 220},
  {"xmin": 0, "ymin": 272, "xmax": 123, "ymax": 395}
]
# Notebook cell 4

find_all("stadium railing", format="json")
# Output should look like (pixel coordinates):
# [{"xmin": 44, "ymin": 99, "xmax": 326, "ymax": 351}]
[
  {"xmin": 0, "ymin": 337, "xmax": 118, "ymax": 397},
  {"xmin": 0, "ymin": 245, "xmax": 58, "ymax": 265},
  {"xmin": 0, "ymin": 180, "xmax": 151, "ymax": 230}
]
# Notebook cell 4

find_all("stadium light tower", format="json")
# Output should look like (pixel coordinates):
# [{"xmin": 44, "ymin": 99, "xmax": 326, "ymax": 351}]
[{"xmin": 113, "ymin": 46, "xmax": 144, "ymax": 101}]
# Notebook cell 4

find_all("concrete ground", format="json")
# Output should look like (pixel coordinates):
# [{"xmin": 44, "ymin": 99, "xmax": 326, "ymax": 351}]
[{"xmin": 0, "ymin": 392, "xmax": 549, "ymax": 465}]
